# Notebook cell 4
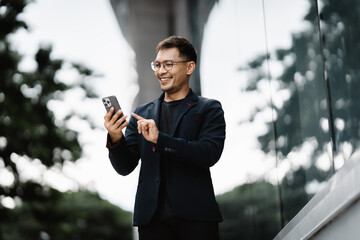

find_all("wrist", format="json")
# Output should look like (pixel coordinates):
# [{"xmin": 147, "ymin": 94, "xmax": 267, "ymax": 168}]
[{"xmin": 110, "ymin": 133, "xmax": 122, "ymax": 145}]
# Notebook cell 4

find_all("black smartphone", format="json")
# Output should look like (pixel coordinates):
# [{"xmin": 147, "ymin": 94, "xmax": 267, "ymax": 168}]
[{"xmin": 102, "ymin": 96, "xmax": 124, "ymax": 121}]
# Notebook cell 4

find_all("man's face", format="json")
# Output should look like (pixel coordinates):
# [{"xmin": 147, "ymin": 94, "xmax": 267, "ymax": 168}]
[{"xmin": 154, "ymin": 47, "xmax": 192, "ymax": 95}]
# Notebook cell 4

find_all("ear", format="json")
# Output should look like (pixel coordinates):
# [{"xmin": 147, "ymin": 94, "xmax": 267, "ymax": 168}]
[{"xmin": 186, "ymin": 61, "xmax": 196, "ymax": 75}]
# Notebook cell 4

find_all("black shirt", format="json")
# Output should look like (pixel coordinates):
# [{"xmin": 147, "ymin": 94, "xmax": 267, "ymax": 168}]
[
  {"xmin": 155, "ymin": 99, "xmax": 184, "ymax": 221},
  {"xmin": 159, "ymin": 99, "xmax": 183, "ymax": 134}
]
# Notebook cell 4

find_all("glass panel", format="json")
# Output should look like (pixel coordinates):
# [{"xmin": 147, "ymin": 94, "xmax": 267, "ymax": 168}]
[
  {"xmin": 202, "ymin": 0, "xmax": 339, "ymax": 237},
  {"xmin": 317, "ymin": 0, "xmax": 360, "ymax": 169},
  {"xmin": 217, "ymin": 175, "xmax": 282, "ymax": 239},
  {"xmin": 201, "ymin": 0, "xmax": 281, "ymax": 238},
  {"xmin": 263, "ymin": 0, "xmax": 333, "ymax": 224}
]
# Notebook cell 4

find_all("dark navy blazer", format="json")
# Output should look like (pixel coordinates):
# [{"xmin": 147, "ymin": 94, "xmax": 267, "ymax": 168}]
[{"xmin": 107, "ymin": 89, "xmax": 226, "ymax": 226}]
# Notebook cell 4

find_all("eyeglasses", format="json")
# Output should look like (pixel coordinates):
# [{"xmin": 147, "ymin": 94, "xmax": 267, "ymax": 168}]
[{"xmin": 150, "ymin": 60, "xmax": 189, "ymax": 72}]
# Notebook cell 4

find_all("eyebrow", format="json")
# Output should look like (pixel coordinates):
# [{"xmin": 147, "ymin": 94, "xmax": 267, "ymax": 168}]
[{"xmin": 155, "ymin": 59, "xmax": 174, "ymax": 62}]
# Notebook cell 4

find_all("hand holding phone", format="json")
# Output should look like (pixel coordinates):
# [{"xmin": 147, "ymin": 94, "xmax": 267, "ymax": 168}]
[{"xmin": 103, "ymin": 95, "xmax": 127, "ymax": 144}]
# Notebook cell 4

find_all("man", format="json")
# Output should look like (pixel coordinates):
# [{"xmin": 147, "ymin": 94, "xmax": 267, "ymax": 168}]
[{"xmin": 104, "ymin": 36, "xmax": 225, "ymax": 240}]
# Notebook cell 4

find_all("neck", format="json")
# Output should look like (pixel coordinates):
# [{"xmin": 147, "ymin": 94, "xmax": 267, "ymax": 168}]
[{"xmin": 164, "ymin": 88, "xmax": 190, "ymax": 102}]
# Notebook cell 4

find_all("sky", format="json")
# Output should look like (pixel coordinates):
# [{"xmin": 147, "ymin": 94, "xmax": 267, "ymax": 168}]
[
  {"xmin": 11, "ymin": 0, "xmax": 139, "ymax": 211},
  {"xmin": 9, "ymin": 0, "xmax": 309, "ymax": 211}
]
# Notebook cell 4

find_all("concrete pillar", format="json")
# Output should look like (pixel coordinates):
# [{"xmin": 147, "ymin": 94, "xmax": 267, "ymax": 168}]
[{"xmin": 110, "ymin": 0, "xmax": 217, "ymax": 106}]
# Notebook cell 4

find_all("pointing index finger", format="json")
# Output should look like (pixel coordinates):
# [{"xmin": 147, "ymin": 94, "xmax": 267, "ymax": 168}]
[{"xmin": 132, "ymin": 113, "xmax": 145, "ymax": 120}]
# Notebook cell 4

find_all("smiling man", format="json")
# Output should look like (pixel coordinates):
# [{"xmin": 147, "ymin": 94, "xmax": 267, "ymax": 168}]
[{"xmin": 104, "ymin": 36, "xmax": 226, "ymax": 240}]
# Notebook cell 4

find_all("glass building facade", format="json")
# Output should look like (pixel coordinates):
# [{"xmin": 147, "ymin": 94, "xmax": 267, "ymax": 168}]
[
  {"xmin": 199, "ymin": 0, "xmax": 360, "ymax": 239},
  {"xmin": 110, "ymin": 0, "xmax": 360, "ymax": 239}
]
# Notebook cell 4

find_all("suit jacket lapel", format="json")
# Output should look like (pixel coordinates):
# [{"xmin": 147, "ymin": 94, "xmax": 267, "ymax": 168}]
[
  {"xmin": 148, "ymin": 92, "xmax": 164, "ymax": 128},
  {"xmin": 171, "ymin": 89, "xmax": 198, "ymax": 136}
]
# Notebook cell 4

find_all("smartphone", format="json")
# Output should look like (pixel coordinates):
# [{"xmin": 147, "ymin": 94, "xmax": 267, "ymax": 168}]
[{"xmin": 102, "ymin": 96, "xmax": 124, "ymax": 121}]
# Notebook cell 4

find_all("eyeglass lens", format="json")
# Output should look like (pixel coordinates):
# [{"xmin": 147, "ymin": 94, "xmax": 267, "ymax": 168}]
[{"xmin": 151, "ymin": 61, "xmax": 174, "ymax": 71}]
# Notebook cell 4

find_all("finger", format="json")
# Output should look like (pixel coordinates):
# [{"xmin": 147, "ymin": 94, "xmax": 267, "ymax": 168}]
[
  {"xmin": 138, "ymin": 120, "xmax": 149, "ymax": 134},
  {"xmin": 121, "ymin": 120, "xmax": 129, "ymax": 129},
  {"xmin": 114, "ymin": 115, "xmax": 128, "ymax": 128},
  {"xmin": 141, "ymin": 121, "xmax": 149, "ymax": 133},
  {"xmin": 132, "ymin": 113, "xmax": 145, "ymax": 121},
  {"xmin": 111, "ymin": 110, "xmax": 124, "ymax": 124},
  {"xmin": 104, "ymin": 107, "xmax": 114, "ymax": 121},
  {"xmin": 137, "ymin": 120, "xmax": 142, "ymax": 134}
]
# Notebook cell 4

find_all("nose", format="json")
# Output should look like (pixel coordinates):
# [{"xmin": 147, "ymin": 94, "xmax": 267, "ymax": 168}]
[{"xmin": 158, "ymin": 63, "xmax": 168, "ymax": 73}]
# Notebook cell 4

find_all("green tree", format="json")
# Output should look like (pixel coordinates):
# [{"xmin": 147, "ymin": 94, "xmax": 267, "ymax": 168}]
[
  {"xmin": 318, "ymin": 0, "xmax": 360, "ymax": 149},
  {"xmin": 1, "ymin": 186, "xmax": 133, "ymax": 240},
  {"xmin": 216, "ymin": 166, "xmax": 329, "ymax": 240},
  {"xmin": 217, "ymin": 181, "xmax": 281, "ymax": 240},
  {"xmin": 238, "ymin": 0, "xmax": 360, "ymax": 229},
  {"xmin": 0, "ymin": 0, "xmax": 132, "ymax": 238},
  {"xmin": 216, "ymin": 1, "xmax": 360, "ymax": 238},
  {"xmin": 245, "ymin": 0, "xmax": 360, "ymax": 166}
]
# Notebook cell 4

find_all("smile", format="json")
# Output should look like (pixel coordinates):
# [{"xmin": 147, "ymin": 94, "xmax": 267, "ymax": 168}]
[{"xmin": 159, "ymin": 77, "xmax": 172, "ymax": 82}]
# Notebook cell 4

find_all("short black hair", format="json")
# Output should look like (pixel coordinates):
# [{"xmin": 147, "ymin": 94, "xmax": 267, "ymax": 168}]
[{"xmin": 156, "ymin": 35, "xmax": 197, "ymax": 64}]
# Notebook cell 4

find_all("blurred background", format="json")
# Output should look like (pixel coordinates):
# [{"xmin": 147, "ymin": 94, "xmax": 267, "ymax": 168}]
[{"xmin": 1, "ymin": 0, "xmax": 360, "ymax": 239}]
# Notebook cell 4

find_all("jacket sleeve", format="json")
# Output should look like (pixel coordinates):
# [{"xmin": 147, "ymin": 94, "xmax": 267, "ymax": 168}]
[
  {"xmin": 107, "ymin": 108, "xmax": 140, "ymax": 176},
  {"xmin": 155, "ymin": 100, "xmax": 226, "ymax": 168}
]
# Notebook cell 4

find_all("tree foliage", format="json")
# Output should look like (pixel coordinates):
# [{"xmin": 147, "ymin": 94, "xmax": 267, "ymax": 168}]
[
  {"xmin": 1, "ymin": 186, "xmax": 133, "ymax": 240},
  {"xmin": 218, "ymin": 0, "xmax": 360, "ymax": 239},
  {"xmin": 217, "ymin": 181, "xmax": 281, "ymax": 240},
  {"xmin": 0, "ymin": 0, "xmax": 132, "ymax": 238},
  {"xmin": 217, "ymin": 165, "xmax": 329, "ymax": 240},
  {"xmin": 246, "ymin": 0, "xmax": 360, "ymax": 159}
]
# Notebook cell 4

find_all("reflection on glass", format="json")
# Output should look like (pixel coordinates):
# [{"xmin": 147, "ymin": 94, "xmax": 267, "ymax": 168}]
[
  {"xmin": 318, "ymin": 0, "xmax": 360, "ymax": 169},
  {"xmin": 262, "ymin": 0, "xmax": 334, "ymax": 224},
  {"xmin": 201, "ymin": 0, "xmax": 357, "ymax": 238},
  {"xmin": 217, "ymin": 178, "xmax": 281, "ymax": 240},
  {"xmin": 202, "ymin": 0, "xmax": 281, "ymax": 238}
]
